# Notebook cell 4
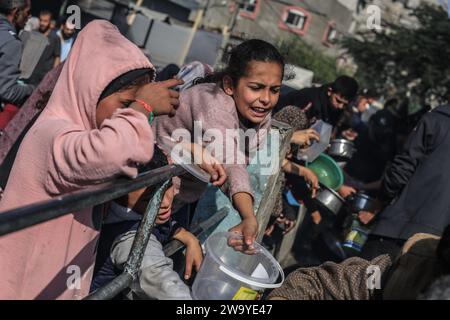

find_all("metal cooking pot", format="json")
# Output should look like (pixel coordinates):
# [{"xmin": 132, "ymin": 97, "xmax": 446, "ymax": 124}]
[
  {"xmin": 347, "ymin": 192, "xmax": 378, "ymax": 213},
  {"xmin": 314, "ymin": 183, "xmax": 346, "ymax": 215},
  {"xmin": 328, "ymin": 139, "xmax": 356, "ymax": 160},
  {"xmin": 315, "ymin": 229, "xmax": 347, "ymax": 262}
]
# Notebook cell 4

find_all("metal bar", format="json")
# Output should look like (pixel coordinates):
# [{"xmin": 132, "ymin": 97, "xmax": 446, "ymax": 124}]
[
  {"xmin": 85, "ymin": 180, "xmax": 171, "ymax": 300},
  {"xmin": 87, "ymin": 202, "xmax": 229, "ymax": 300},
  {"xmin": 255, "ymin": 122, "xmax": 293, "ymax": 242},
  {"xmin": 124, "ymin": 180, "xmax": 171, "ymax": 279},
  {"xmin": 0, "ymin": 165, "xmax": 185, "ymax": 237},
  {"xmin": 84, "ymin": 273, "xmax": 133, "ymax": 300}
]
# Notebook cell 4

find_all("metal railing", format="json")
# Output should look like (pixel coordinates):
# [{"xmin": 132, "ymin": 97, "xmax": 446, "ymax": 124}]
[
  {"xmin": 0, "ymin": 164, "xmax": 184, "ymax": 237},
  {"xmin": 0, "ymin": 163, "xmax": 228, "ymax": 300},
  {"xmin": 0, "ymin": 121, "xmax": 293, "ymax": 300}
]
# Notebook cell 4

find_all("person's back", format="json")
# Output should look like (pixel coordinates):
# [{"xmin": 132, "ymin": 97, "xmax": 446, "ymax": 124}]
[
  {"xmin": 23, "ymin": 10, "xmax": 60, "ymax": 86},
  {"xmin": 344, "ymin": 109, "xmax": 397, "ymax": 188},
  {"xmin": 371, "ymin": 105, "xmax": 450, "ymax": 242},
  {"xmin": 0, "ymin": 0, "xmax": 34, "ymax": 106}
]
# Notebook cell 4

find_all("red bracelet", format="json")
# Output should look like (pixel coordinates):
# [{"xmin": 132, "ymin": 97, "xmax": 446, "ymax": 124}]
[{"xmin": 134, "ymin": 99, "xmax": 154, "ymax": 124}]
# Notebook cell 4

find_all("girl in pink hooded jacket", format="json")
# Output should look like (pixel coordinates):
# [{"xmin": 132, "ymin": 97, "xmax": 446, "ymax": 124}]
[{"xmin": 0, "ymin": 20, "xmax": 189, "ymax": 299}]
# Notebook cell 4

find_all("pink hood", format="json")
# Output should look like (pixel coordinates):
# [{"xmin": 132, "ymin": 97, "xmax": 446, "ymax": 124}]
[{"xmin": 0, "ymin": 20, "xmax": 155, "ymax": 299}]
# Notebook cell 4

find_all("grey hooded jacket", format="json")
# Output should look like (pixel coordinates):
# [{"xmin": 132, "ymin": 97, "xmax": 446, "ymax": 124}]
[{"xmin": 0, "ymin": 14, "xmax": 33, "ymax": 106}]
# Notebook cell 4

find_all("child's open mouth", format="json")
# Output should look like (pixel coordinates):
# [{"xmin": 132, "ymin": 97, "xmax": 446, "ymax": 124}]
[
  {"xmin": 250, "ymin": 106, "xmax": 270, "ymax": 117},
  {"xmin": 157, "ymin": 209, "xmax": 172, "ymax": 222}
]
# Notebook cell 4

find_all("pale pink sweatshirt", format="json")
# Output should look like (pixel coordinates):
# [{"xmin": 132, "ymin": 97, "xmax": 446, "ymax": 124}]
[
  {"xmin": 0, "ymin": 21, "xmax": 155, "ymax": 299},
  {"xmin": 154, "ymin": 83, "xmax": 271, "ymax": 211}
]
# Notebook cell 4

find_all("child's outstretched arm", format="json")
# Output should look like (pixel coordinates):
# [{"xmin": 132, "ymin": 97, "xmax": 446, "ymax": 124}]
[
  {"xmin": 228, "ymin": 192, "xmax": 258, "ymax": 254},
  {"xmin": 282, "ymin": 159, "xmax": 319, "ymax": 197},
  {"xmin": 173, "ymin": 228, "xmax": 203, "ymax": 280}
]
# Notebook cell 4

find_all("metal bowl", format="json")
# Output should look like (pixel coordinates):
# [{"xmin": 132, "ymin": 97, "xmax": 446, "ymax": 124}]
[
  {"xmin": 328, "ymin": 139, "xmax": 356, "ymax": 160},
  {"xmin": 347, "ymin": 192, "xmax": 378, "ymax": 213},
  {"xmin": 314, "ymin": 183, "xmax": 346, "ymax": 215}
]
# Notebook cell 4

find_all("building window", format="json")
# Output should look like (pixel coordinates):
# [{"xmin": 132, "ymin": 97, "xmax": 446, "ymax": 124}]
[
  {"xmin": 239, "ymin": 0, "xmax": 257, "ymax": 13},
  {"xmin": 323, "ymin": 22, "xmax": 338, "ymax": 47},
  {"xmin": 239, "ymin": 0, "xmax": 260, "ymax": 20},
  {"xmin": 278, "ymin": 6, "xmax": 311, "ymax": 36},
  {"xmin": 285, "ymin": 10, "xmax": 307, "ymax": 29}
]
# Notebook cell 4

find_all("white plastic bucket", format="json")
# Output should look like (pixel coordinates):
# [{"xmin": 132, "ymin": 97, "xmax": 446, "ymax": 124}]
[{"xmin": 192, "ymin": 232, "xmax": 284, "ymax": 300}]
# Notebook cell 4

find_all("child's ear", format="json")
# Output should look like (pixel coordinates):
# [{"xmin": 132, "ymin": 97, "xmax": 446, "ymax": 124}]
[{"xmin": 223, "ymin": 75, "xmax": 234, "ymax": 96}]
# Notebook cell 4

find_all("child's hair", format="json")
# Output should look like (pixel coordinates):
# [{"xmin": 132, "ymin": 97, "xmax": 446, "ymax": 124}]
[
  {"xmin": 330, "ymin": 75, "xmax": 359, "ymax": 102},
  {"xmin": 196, "ymin": 39, "xmax": 285, "ymax": 87},
  {"xmin": 98, "ymin": 68, "xmax": 153, "ymax": 103}
]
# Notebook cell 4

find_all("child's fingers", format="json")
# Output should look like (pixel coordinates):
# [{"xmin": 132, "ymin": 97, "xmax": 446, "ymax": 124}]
[
  {"xmin": 170, "ymin": 98, "xmax": 180, "ymax": 107},
  {"xmin": 184, "ymin": 256, "xmax": 193, "ymax": 280},
  {"xmin": 228, "ymin": 237, "xmax": 244, "ymax": 248},
  {"xmin": 311, "ymin": 186, "xmax": 317, "ymax": 198},
  {"xmin": 311, "ymin": 133, "xmax": 320, "ymax": 142},
  {"xmin": 243, "ymin": 230, "xmax": 255, "ymax": 247},
  {"xmin": 211, "ymin": 163, "xmax": 227, "ymax": 186},
  {"xmin": 162, "ymin": 78, "xmax": 184, "ymax": 89},
  {"xmin": 195, "ymin": 255, "xmax": 203, "ymax": 272}
]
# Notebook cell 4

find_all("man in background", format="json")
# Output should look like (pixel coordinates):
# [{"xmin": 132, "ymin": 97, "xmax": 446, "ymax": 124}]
[
  {"xmin": 24, "ymin": 10, "xmax": 60, "ymax": 86},
  {"xmin": 56, "ymin": 15, "xmax": 76, "ymax": 62},
  {"xmin": 0, "ymin": 0, "xmax": 33, "ymax": 107},
  {"xmin": 275, "ymin": 75, "xmax": 359, "ymax": 127},
  {"xmin": 0, "ymin": 0, "xmax": 33, "ymax": 129}
]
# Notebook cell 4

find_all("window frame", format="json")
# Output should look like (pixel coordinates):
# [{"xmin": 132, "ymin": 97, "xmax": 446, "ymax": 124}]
[
  {"xmin": 322, "ymin": 21, "xmax": 338, "ymax": 47},
  {"xmin": 278, "ymin": 6, "xmax": 311, "ymax": 36},
  {"xmin": 239, "ymin": 0, "xmax": 261, "ymax": 20}
]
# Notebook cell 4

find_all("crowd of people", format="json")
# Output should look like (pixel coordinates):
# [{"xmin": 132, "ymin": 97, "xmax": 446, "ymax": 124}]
[
  {"xmin": 0, "ymin": 0, "xmax": 76, "ymax": 129},
  {"xmin": 0, "ymin": 0, "xmax": 450, "ymax": 300}
]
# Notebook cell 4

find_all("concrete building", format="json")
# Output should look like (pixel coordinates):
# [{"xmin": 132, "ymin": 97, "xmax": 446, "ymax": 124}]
[{"xmin": 201, "ymin": 0, "xmax": 355, "ymax": 57}]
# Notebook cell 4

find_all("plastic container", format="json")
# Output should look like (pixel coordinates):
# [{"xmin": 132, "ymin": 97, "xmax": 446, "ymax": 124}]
[
  {"xmin": 192, "ymin": 232, "xmax": 284, "ymax": 300},
  {"xmin": 157, "ymin": 136, "xmax": 211, "ymax": 183},
  {"xmin": 342, "ymin": 219, "xmax": 370, "ymax": 255},
  {"xmin": 297, "ymin": 120, "xmax": 332, "ymax": 162}
]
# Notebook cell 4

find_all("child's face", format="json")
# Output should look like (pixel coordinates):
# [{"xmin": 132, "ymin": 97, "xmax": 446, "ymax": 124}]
[
  {"xmin": 96, "ymin": 86, "xmax": 140, "ymax": 128},
  {"xmin": 96, "ymin": 73, "xmax": 151, "ymax": 127},
  {"xmin": 116, "ymin": 185, "xmax": 175, "ymax": 225},
  {"xmin": 155, "ymin": 184, "xmax": 174, "ymax": 225},
  {"xmin": 224, "ymin": 61, "xmax": 282, "ymax": 125}
]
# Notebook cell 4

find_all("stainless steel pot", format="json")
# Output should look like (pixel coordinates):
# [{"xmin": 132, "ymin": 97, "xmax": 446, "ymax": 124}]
[
  {"xmin": 328, "ymin": 139, "xmax": 356, "ymax": 160},
  {"xmin": 347, "ymin": 192, "xmax": 378, "ymax": 213},
  {"xmin": 314, "ymin": 183, "xmax": 346, "ymax": 215}
]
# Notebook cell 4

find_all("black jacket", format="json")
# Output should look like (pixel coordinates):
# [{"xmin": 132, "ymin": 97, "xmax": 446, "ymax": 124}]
[
  {"xmin": 0, "ymin": 14, "xmax": 33, "ymax": 105},
  {"xmin": 372, "ymin": 105, "xmax": 450, "ymax": 240},
  {"xmin": 274, "ymin": 85, "xmax": 343, "ymax": 126}
]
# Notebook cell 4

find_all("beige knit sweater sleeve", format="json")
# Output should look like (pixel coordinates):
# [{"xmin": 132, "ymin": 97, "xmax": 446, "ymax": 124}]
[{"xmin": 268, "ymin": 255, "xmax": 392, "ymax": 300}]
